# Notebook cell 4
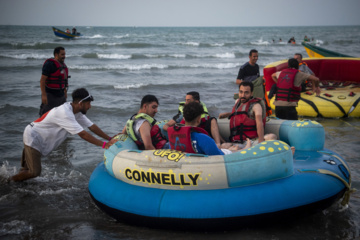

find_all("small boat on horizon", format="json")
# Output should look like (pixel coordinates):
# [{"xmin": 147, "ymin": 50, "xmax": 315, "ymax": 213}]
[{"xmin": 52, "ymin": 27, "xmax": 81, "ymax": 39}]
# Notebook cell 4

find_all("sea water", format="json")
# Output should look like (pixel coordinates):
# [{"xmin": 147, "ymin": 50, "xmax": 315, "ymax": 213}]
[{"xmin": 0, "ymin": 25, "xmax": 359, "ymax": 239}]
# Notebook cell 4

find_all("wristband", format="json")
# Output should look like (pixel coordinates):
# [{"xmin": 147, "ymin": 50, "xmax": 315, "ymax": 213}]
[{"xmin": 102, "ymin": 141, "xmax": 107, "ymax": 149}]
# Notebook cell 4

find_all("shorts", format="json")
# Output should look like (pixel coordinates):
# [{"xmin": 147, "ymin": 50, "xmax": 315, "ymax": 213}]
[
  {"xmin": 21, "ymin": 145, "xmax": 42, "ymax": 177},
  {"xmin": 275, "ymin": 106, "xmax": 298, "ymax": 120},
  {"xmin": 39, "ymin": 92, "xmax": 66, "ymax": 116}
]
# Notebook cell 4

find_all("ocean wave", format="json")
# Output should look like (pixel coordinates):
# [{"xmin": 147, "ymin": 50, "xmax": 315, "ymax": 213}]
[
  {"xmin": 0, "ymin": 53, "xmax": 49, "ymax": 59},
  {"xmin": 70, "ymin": 62, "xmax": 239, "ymax": 71},
  {"xmin": 114, "ymin": 34, "xmax": 130, "ymax": 38},
  {"xmin": 84, "ymin": 34, "xmax": 104, "ymax": 39},
  {"xmin": 114, "ymin": 83, "xmax": 148, "ymax": 89},
  {"xmin": 97, "ymin": 53, "xmax": 132, "ymax": 59},
  {"xmin": 177, "ymin": 42, "xmax": 225, "ymax": 47},
  {"xmin": 250, "ymin": 38, "xmax": 271, "ymax": 46},
  {"xmin": 0, "ymin": 42, "xmax": 66, "ymax": 50},
  {"xmin": 71, "ymin": 63, "xmax": 169, "ymax": 71}
]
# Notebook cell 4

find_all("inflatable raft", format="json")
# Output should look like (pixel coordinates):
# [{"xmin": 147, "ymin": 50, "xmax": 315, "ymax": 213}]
[
  {"xmin": 263, "ymin": 57, "xmax": 360, "ymax": 118},
  {"xmin": 88, "ymin": 119, "xmax": 353, "ymax": 230}
]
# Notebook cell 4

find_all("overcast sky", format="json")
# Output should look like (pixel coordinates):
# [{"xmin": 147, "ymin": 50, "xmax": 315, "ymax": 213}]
[{"xmin": 1, "ymin": 0, "xmax": 360, "ymax": 27}]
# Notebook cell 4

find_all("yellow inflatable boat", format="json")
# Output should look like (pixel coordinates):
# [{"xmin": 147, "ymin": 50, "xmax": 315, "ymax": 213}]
[{"xmin": 263, "ymin": 58, "xmax": 360, "ymax": 118}]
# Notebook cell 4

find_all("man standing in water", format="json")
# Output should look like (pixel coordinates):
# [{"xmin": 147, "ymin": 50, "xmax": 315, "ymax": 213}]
[
  {"xmin": 11, "ymin": 88, "xmax": 116, "ymax": 182},
  {"xmin": 236, "ymin": 49, "xmax": 260, "ymax": 85},
  {"xmin": 39, "ymin": 46, "xmax": 69, "ymax": 116}
]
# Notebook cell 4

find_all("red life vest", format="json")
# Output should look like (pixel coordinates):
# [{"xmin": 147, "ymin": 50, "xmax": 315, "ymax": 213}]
[
  {"xmin": 126, "ymin": 113, "xmax": 167, "ymax": 150},
  {"xmin": 275, "ymin": 68, "xmax": 301, "ymax": 102},
  {"xmin": 44, "ymin": 58, "xmax": 69, "ymax": 90},
  {"xmin": 168, "ymin": 125, "xmax": 208, "ymax": 153},
  {"xmin": 229, "ymin": 98, "xmax": 266, "ymax": 143}
]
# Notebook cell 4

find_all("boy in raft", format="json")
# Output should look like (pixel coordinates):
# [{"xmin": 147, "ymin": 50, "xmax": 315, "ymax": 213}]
[
  {"xmin": 168, "ymin": 101, "xmax": 251, "ymax": 155},
  {"xmin": 163, "ymin": 91, "xmax": 224, "ymax": 146}
]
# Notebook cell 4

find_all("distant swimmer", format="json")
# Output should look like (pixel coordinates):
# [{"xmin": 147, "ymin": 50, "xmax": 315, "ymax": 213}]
[
  {"xmin": 304, "ymin": 35, "xmax": 310, "ymax": 42},
  {"xmin": 288, "ymin": 37, "xmax": 296, "ymax": 44}
]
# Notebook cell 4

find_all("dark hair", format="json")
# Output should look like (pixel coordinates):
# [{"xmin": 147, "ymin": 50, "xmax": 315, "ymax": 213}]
[
  {"xmin": 54, "ymin": 46, "xmax": 65, "ymax": 56},
  {"xmin": 239, "ymin": 81, "xmax": 254, "ymax": 92},
  {"xmin": 294, "ymin": 53, "xmax": 303, "ymax": 59},
  {"xmin": 72, "ymin": 88, "xmax": 93, "ymax": 103},
  {"xmin": 288, "ymin": 58, "xmax": 299, "ymax": 69},
  {"xmin": 140, "ymin": 95, "xmax": 158, "ymax": 108},
  {"xmin": 186, "ymin": 91, "xmax": 200, "ymax": 101},
  {"xmin": 183, "ymin": 102, "xmax": 204, "ymax": 123},
  {"xmin": 249, "ymin": 49, "xmax": 258, "ymax": 56}
]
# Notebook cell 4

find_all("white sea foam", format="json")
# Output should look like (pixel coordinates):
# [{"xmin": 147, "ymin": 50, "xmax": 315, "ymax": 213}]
[
  {"xmin": 114, "ymin": 83, "xmax": 147, "ymax": 89},
  {"xmin": 214, "ymin": 53, "xmax": 236, "ymax": 58},
  {"xmin": 97, "ymin": 53, "xmax": 131, "ymax": 59},
  {"xmin": 71, "ymin": 63, "xmax": 168, "ymax": 71},
  {"xmin": 0, "ymin": 53, "xmax": 48, "ymax": 59},
  {"xmin": 97, "ymin": 42, "xmax": 118, "ymax": 46},
  {"xmin": 181, "ymin": 41, "xmax": 200, "ymax": 46},
  {"xmin": 190, "ymin": 63, "xmax": 238, "ymax": 69},
  {"xmin": 87, "ymin": 34, "xmax": 104, "ymax": 39},
  {"xmin": 115, "ymin": 34, "xmax": 129, "ymax": 38},
  {"xmin": 38, "ymin": 187, "xmax": 81, "ymax": 196},
  {"xmin": 0, "ymin": 220, "xmax": 32, "ymax": 236},
  {"xmin": 251, "ymin": 38, "xmax": 270, "ymax": 45}
]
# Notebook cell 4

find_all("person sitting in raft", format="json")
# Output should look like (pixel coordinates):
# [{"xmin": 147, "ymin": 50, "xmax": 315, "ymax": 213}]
[
  {"xmin": 271, "ymin": 58, "xmax": 320, "ymax": 120},
  {"xmin": 122, "ymin": 95, "xmax": 168, "ymax": 150},
  {"xmin": 72, "ymin": 27, "xmax": 77, "ymax": 35},
  {"xmin": 163, "ymin": 91, "xmax": 225, "ymax": 146},
  {"xmin": 66, "ymin": 28, "xmax": 70, "ymax": 33},
  {"xmin": 168, "ymin": 101, "xmax": 250, "ymax": 155},
  {"xmin": 219, "ymin": 81, "xmax": 277, "ymax": 148}
]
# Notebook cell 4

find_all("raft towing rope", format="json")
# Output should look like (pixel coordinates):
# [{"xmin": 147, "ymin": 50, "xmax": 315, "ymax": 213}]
[{"xmin": 300, "ymin": 151, "xmax": 356, "ymax": 206}]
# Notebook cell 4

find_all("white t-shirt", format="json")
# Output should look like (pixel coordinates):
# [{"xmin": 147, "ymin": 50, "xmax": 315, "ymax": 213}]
[
  {"xmin": 23, "ymin": 102, "xmax": 93, "ymax": 156},
  {"xmin": 133, "ymin": 118, "xmax": 146, "ymax": 143}
]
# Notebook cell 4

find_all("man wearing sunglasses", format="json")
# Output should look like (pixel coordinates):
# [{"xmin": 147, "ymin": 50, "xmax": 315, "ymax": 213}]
[{"xmin": 11, "ymin": 88, "xmax": 116, "ymax": 182}]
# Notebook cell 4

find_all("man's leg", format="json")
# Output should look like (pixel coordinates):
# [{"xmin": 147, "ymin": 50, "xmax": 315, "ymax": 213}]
[
  {"xmin": 209, "ymin": 118, "xmax": 225, "ymax": 145},
  {"xmin": 11, "ymin": 146, "xmax": 42, "ymax": 182}
]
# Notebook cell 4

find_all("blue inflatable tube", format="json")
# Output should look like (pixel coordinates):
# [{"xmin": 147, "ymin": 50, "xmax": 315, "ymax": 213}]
[{"xmin": 88, "ymin": 119, "xmax": 352, "ymax": 230}]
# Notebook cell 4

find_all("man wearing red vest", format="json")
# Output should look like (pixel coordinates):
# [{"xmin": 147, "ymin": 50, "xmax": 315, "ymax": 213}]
[
  {"xmin": 39, "ymin": 46, "xmax": 69, "ymax": 116},
  {"xmin": 271, "ymin": 58, "xmax": 320, "ymax": 120},
  {"xmin": 219, "ymin": 82, "xmax": 276, "ymax": 146}
]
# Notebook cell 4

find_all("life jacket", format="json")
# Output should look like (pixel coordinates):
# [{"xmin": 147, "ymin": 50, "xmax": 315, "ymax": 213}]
[
  {"xmin": 168, "ymin": 125, "xmax": 209, "ymax": 153},
  {"xmin": 44, "ymin": 58, "xmax": 69, "ymax": 90},
  {"xmin": 229, "ymin": 97, "xmax": 266, "ymax": 143},
  {"xmin": 178, "ymin": 101, "xmax": 210, "ymax": 129},
  {"xmin": 126, "ymin": 113, "xmax": 167, "ymax": 150},
  {"xmin": 275, "ymin": 68, "xmax": 301, "ymax": 102}
]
